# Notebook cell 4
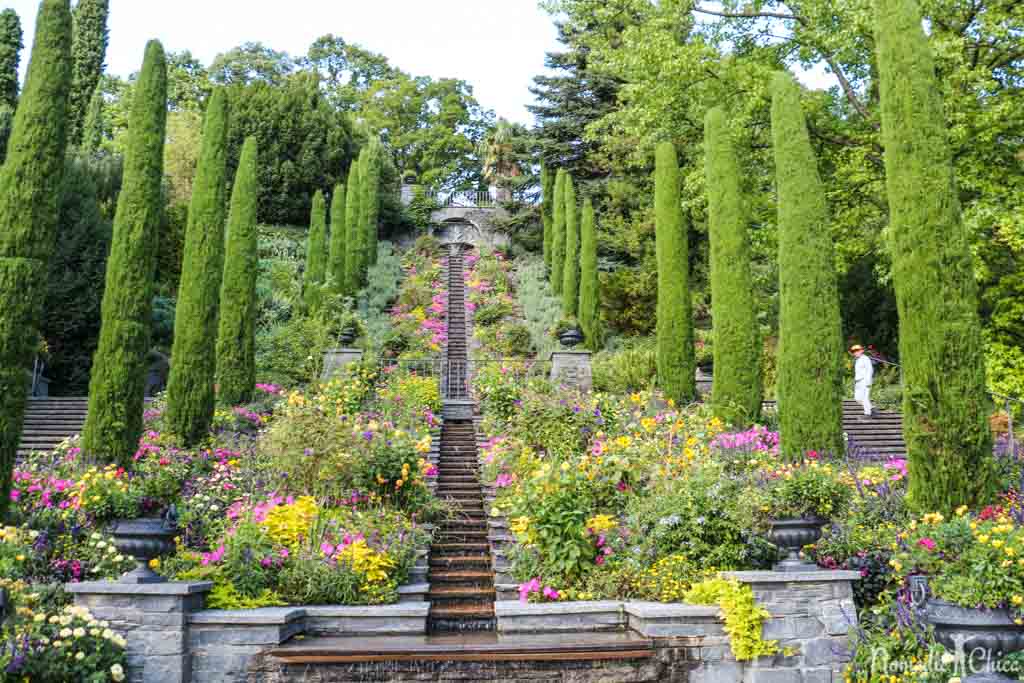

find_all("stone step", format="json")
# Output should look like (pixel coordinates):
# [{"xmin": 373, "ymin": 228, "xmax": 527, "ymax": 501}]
[{"xmin": 431, "ymin": 543, "xmax": 490, "ymax": 553}]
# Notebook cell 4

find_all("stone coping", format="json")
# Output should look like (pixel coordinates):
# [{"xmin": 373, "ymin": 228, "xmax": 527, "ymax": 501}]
[
  {"xmin": 724, "ymin": 570, "xmax": 861, "ymax": 583},
  {"xmin": 67, "ymin": 581, "xmax": 213, "ymax": 595},
  {"xmin": 397, "ymin": 582, "xmax": 429, "ymax": 595},
  {"xmin": 188, "ymin": 603, "xmax": 430, "ymax": 625},
  {"xmin": 623, "ymin": 602, "xmax": 720, "ymax": 619},
  {"xmin": 303, "ymin": 603, "xmax": 430, "ymax": 618},
  {"xmin": 495, "ymin": 600, "xmax": 623, "ymax": 616}
]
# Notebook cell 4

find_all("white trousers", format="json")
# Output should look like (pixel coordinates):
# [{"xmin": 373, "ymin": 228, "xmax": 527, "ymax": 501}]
[{"xmin": 854, "ymin": 383, "xmax": 872, "ymax": 416}]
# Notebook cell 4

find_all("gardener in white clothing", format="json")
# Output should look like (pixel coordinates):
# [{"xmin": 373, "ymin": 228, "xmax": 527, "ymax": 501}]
[{"xmin": 850, "ymin": 344, "xmax": 874, "ymax": 418}]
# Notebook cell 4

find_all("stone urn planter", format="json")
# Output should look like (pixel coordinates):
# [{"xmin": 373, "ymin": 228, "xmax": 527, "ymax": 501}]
[
  {"xmin": 558, "ymin": 328, "xmax": 584, "ymax": 348},
  {"xmin": 910, "ymin": 576, "xmax": 1024, "ymax": 681},
  {"xmin": 768, "ymin": 516, "xmax": 828, "ymax": 571},
  {"xmin": 110, "ymin": 507, "xmax": 178, "ymax": 584},
  {"xmin": 337, "ymin": 326, "xmax": 358, "ymax": 347}
]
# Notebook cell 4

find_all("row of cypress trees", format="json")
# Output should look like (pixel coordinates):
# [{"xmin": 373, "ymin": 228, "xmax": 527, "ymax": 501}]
[{"xmin": 302, "ymin": 138, "xmax": 382, "ymax": 309}]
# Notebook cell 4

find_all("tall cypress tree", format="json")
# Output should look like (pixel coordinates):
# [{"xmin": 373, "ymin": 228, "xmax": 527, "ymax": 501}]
[
  {"xmin": 68, "ymin": 0, "xmax": 109, "ymax": 146},
  {"xmin": 654, "ymin": 142, "xmax": 696, "ymax": 404},
  {"xmin": 771, "ymin": 73, "xmax": 845, "ymax": 461},
  {"xmin": 343, "ymin": 158, "xmax": 362, "ymax": 294},
  {"xmin": 302, "ymin": 190, "xmax": 328, "ymax": 312},
  {"xmin": 705, "ymin": 107, "xmax": 762, "ymax": 424},
  {"xmin": 562, "ymin": 174, "xmax": 579, "ymax": 316},
  {"xmin": 328, "ymin": 183, "xmax": 347, "ymax": 294},
  {"xmin": 541, "ymin": 165, "xmax": 554, "ymax": 268},
  {"xmin": 82, "ymin": 40, "xmax": 167, "ymax": 465},
  {"xmin": 360, "ymin": 140, "xmax": 382, "ymax": 273},
  {"xmin": 0, "ymin": 0, "xmax": 71, "ymax": 517},
  {"xmin": 0, "ymin": 9, "xmax": 22, "ymax": 108},
  {"xmin": 216, "ymin": 137, "xmax": 259, "ymax": 406},
  {"xmin": 874, "ymin": 0, "xmax": 995, "ymax": 510},
  {"xmin": 81, "ymin": 85, "xmax": 103, "ymax": 154},
  {"xmin": 165, "ymin": 89, "xmax": 229, "ymax": 445},
  {"xmin": 550, "ymin": 169, "xmax": 566, "ymax": 293},
  {"xmin": 578, "ymin": 196, "xmax": 599, "ymax": 349}
]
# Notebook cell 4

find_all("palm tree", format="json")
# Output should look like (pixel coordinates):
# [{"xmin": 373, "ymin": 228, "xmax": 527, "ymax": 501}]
[{"xmin": 478, "ymin": 119, "xmax": 526, "ymax": 202}]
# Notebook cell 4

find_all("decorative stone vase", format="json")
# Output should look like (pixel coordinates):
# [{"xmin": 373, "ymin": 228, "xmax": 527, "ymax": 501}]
[
  {"xmin": 110, "ymin": 507, "xmax": 178, "ymax": 584},
  {"xmin": 768, "ymin": 515, "xmax": 828, "ymax": 571},
  {"xmin": 338, "ymin": 326, "xmax": 358, "ymax": 346},
  {"xmin": 911, "ymin": 576, "xmax": 1024, "ymax": 681},
  {"xmin": 558, "ymin": 328, "xmax": 584, "ymax": 348}
]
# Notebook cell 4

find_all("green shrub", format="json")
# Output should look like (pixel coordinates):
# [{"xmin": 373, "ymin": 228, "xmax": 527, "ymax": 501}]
[{"xmin": 592, "ymin": 338, "xmax": 658, "ymax": 394}]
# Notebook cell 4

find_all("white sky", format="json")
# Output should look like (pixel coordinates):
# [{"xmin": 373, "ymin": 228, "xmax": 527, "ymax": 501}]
[{"xmin": 4, "ymin": 0, "xmax": 563, "ymax": 124}]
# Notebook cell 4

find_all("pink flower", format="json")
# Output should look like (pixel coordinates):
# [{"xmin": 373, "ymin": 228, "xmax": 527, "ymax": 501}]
[
  {"xmin": 543, "ymin": 587, "xmax": 560, "ymax": 601},
  {"xmin": 917, "ymin": 537, "xmax": 937, "ymax": 551},
  {"xmin": 595, "ymin": 556, "xmax": 605, "ymax": 566},
  {"xmin": 279, "ymin": 548, "xmax": 290, "ymax": 558},
  {"xmin": 9, "ymin": 489, "xmax": 19, "ymax": 502},
  {"xmin": 321, "ymin": 543, "xmax": 336, "ymax": 556}
]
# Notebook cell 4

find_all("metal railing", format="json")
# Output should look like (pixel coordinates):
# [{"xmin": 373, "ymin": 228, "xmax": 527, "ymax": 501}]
[{"xmin": 438, "ymin": 190, "xmax": 495, "ymax": 209}]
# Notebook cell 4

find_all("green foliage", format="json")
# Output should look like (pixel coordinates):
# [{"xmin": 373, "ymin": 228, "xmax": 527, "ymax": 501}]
[
  {"xmin": 224, "ymin": 74, "xmax": 353, "ymax": 226},
  {"xmin": 578, "ymin": 197, "xmax": 599, "ymax": 350},
  {"xmin": 0, "ymin": 8, "xmax": 21, "ymax": 109},
  {"xmin": 68, "ymin": 0, "xmax": 109, "ymax": 146},
  {"xmin": 771, "ymin": 72, "xmax": 845, "ymax": 461},
  {"xmin": 344, "ymin": 159, "xmax": 362, "ymax": 294},
  {"xmin": 210, "ymin": 41, "xmax": 294, "ymax": 86},
  {"xmin": 216, "ymin": 137, "xmax": 259, "ymax": 406},
  {"xmin": 561, "ymin": 174, "xmax": 579, "ymax": 316},
  {"xmin": 654, "ymin": 142, "xmax": 695, "ymax": 404},
  {"xmin": 166, "ymin": 89, "xmax": 229, "ymax": 445},
  {"xmin": 874, "ymin": 0, "xmax": 996, "ymax": 511},
  {"xmin": 327, "ymin": 183, "xmax": 346, "ymax": 293},
  {"xmin": 255, "ymin": 313, "xmax": 335, "ymax": 388},
  {"xmin": 705, "ymin": 107, "xmax": 761, "ymax": 425},
  {"xmin": 684, "ymin": 577, "xmax": 778, "ymax": 661},
  {"xmin": 360, "ymin": 242, "xmax": 404, "ymax": 353},
  {"xmin": 760, "ymin": 464, "xmax": 851, "ymax": 520},
  {"xmin": 360, "ymin": 139, "xmax": 383, "ymax": 273},
  {"xmin": 550, "ymin": 169, "xmax": 566, "ymax": 294},
  {"xmin": 541, "ymin": 165, "xmax": 554, "ymax": 267},
  {"xmin": 0, "ymin": 0, "xmax": 72, "ymax": 519},
  {"xmin": 517, "ymin": 259, "xmax": 562, "ymax": 360},
  {"xmin": 591, "ymin": 337, "xmax": 657, "ymax": 394},
  {"xmin": 82, "ymin": 41, "xmax": 167, "ymax": 466},
  {"xmin": 80, "ymin": 85, "xmax": 104, "ymax": 154},
  {"xmin": 302, "ymin": 190, "xmax": 328, "ymax": 313}
]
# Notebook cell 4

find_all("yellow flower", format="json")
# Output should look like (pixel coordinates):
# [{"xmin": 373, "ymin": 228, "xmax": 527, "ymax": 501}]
[
  {"xmin": 978, "ymin": 534, "xmax": 990, "ymax": 544},
  {"xmin": 1013, "ymin": 595, "xmax": 1023, "ymax": 606}
]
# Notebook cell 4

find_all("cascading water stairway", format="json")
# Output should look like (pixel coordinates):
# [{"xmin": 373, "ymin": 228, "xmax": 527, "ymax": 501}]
[{"xmin": 426, "ymin": 245, "xmax": 496, "ymax": 633}]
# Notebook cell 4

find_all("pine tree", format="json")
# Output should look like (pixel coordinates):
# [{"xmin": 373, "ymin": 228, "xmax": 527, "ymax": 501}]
[
  {"xmin": 165, "ymin": 89, "xmax": 230, "ymax": 445},
  {"xmin": 0, "ymin": 0, "xmax": 72, "ymax": 518},
  {"xmin": 771, "ymin": 72, "xmax": 845, "ymax": 461},
  {"xmin": 302, "ymin": 190, "xmax": 328, "ymax": 312},
  {"xmin": 81, "ymin": 40, "xmax": 167, "ymax": 465},
  {"xmin": 874, "ymin": 0, "xmax": 995, "ymax": 510},
  {"xmin": 68, "ymin": 0, "xmax": 109, "ymax": 146},
  {"xmin": 0, "ymin": 9, "xmax": 22, "ymax": 108},
  {"xmin": 360, "ymin": 140, "xmax": 382, "ymax": 274},
  {"xmin": 704, "ymin": 107, "xmax": 762, "ymax": 424},
  {"xmin": 215, "ymin": 137, "xmax": 259, "ymax": 406},
  {"xmin": 541, "ymin": 165, "xmax": 554, "ymax": 268},
  {"xmin": 344, "ymin": 159, "xmax": 362, "ymax": 294},
  {"xmin": 562, "ymin": 173, "xmax": 579, "ymax": 316},
  {"xmin": 328, "ymin": 183, "xmax": 346, "ymax": 293},
  {"xmin": 81, "ymin": 84, "xmax": 103, "ymax": 154},
  {"xmin": 550, "ymin": 169, "xmax": 566, "ymax": 293},
  {"xmin": 578, "ymin": 196, "xmax": 599, "ymax": 349},
  {"xmin": 654, "ymin": 142, "xmax": 696, "ymax": 404}
]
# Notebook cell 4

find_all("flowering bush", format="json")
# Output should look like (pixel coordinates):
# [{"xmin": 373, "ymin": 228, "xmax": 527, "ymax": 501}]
[{"xmin": 756, "ymin": 461, "xmax": 852, "ymax": 520}]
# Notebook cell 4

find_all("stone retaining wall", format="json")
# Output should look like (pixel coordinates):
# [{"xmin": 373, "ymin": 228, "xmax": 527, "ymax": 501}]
[{"xmin": 68, "ymin": 570, "xmax": 858, "ymax": 682}]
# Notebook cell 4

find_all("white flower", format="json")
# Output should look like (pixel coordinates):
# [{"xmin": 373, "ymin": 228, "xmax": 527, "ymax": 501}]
[
  {"xmin": 53, "ymin": 640, "xmax": 63, "ymax": 647},
  {"xmin": 75, "ymin": 652, "xmax": 85, "ymax": 661},
  {"xmin": 40, "ymin": 637, "xmax": 49, "ymax": 645},
  {"xmin": 210, "ymin": 505, "xmax": 219, "ymax": 512},
  {"xmin": 111, "ymin": 663, "xmax": 125, "ymax": 682},
  {"xmin": 113, "ymin": 635, "xmax": 127, "ymax": 648},
  {"xmin": 97, "ymin": 541, "xmax": 106, "ymax": 549},
  {"xmin": 114, "ymin": 555, "xmax": 124, "ymax": 562},
  {"xmin": 102, "ymin": 628, "xmax": 115, "ymax": 639},
  {"xmin": 107, "ymin": 545, "xmax": 117, "ymax": 554},
  {"xmin": 90, "ymin": 628, "xmax": 100, "ymax": 636},
  {"xmin": 48, "ymin": 616, "xmax": 60, "ymax": 624},
  {"xmin": 90, "ymin": 532, "xmax": 101, "ymax": 540},
  {"xmin": 73, "ymin": 627, "xmax": 86, "ymax": 638},
  {"xmin": 941, "ymin": 653, "xmax": 956, "ymax": 665},
  {"xmin": 33, "ymin": 614, "xmax": 45, "ymax": 622},
  {"xmin": 59, "ymin": 628, "xmax": 72, "ymax": 638},
  {"xmin": 29, "ymin": 530, "xmax": 39, "ymax": 539}
]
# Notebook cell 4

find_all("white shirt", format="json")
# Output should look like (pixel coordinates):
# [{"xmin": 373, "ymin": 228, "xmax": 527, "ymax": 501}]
[{"xmin": 854, "ymin": 354, "xmax": 874, "ymax": 386}]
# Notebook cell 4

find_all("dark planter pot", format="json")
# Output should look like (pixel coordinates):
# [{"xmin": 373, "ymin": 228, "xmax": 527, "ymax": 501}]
[
  {"xmin": 768, "ymin": 516, "xmax": 828, "ymax": 571},
  {"xmin": 338, "ymin": 328, "xmax": 358, "ymax": 346},
  {"xmin": 911, "ymin": 576, "xmax": 1024, "ymax": 681},
  {"xmin": 558, "ymin": 328, "xmax": 584, "ymax": 348},
  {"xmin": 110, "ymin": 509, "xmax": 178, "ymax": 584}
]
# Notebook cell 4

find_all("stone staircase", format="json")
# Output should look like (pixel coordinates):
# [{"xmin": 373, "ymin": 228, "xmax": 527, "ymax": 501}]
[
  {"xmin": 764, "ymin": 399, "xmax": 906, "ymax": 458},
  {"xmin": 427, "ymin": 245, "xmax": 496, "ymax": 632},
  {"xmin": 17, "ymin": 397, "xmax": 89, "ymax": 457}
]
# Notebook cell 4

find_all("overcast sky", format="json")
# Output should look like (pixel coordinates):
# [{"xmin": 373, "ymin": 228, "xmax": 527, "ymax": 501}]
[
  {"xmin": 5, "ymin": 0, "xmax": 563, "ymax": 124},
  {"xmin": 5, "ymin": 0, "xmax": 835, "ymax": 125}
]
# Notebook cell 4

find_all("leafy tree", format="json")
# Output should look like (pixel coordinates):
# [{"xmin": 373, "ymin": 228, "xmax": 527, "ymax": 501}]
[
  {"xmin": 704, "ymin": 106, "xmax": 761, "ymax": 424},
  {"xmin": 654, "ymin": 141, "xmax": 695, "ymax": 404},
  {"xmin": 166, "ymin": 50, "xmax": 211, "ymax": 111},
  {"xmin": 165, "ymin": 89, "xmax": 229, "ymax": 446},
  {"xmin": 209, "ymin": 42, "xmax": 295, "ymax": 86},
  {"xmin": 551, "ymin": 169, "xmax": 567, "ymax": 293},
  {"xmin": 328, "ymin": 182, "xmax": 347, "ymax": 293},
  {"xmin": 163, "ymin": 109, "xmax": 203, "ymax": 206},
  {"xmin": 541, "ymin": 165, "xmax": 554, "ymax": 268},
  {"xmin": 562, "ymin": 173, "xmax": 579, "ymax": 316},
  {"xmin": 0, "ymin": 8, "xmax": 21, "ymax": 107},
  {"xmin": 216, "ymin": 136, "xmax": 259, "ymax": 406},
  {"xmin": 225, "ymin": 73, "xmax": 353, "ymax": 225},
  {"xmin": 306, "ymin": 35, "xmax": 397, "ymax": 110},
  {"xmin": 579, "ymin": 196, "xmax": 599, "ymax": 349},
  {"xmin": 479, "ymin": 118, "xmax": 529, "ymax": 200},
  {"xmin": 874, "ymin": 0, "xmax": 996, "ymax": 511},
  {"xmin": 360, "ymin": 139, "xmax": 383, "ymax": 272},
  {"xmin": 0, "ymin": 0, "xmax": 72, "ymax": 517},
  {"xmin": 771, "ymin": 72, "xmax": 845, "ymax": 461},
  {"xmin": 82, "ymin": 40, "xmax": 167, "ymax": 464},
  {"xmin": 68, "ymin": 0, "xmax": 109, "ymax": 146},
  {"xmin": 302, "ymin": 190, "xmax": 327, "ymax": 313},
  {"xmin": 344, "ymin": 159, "xmax": 362, "ymax": 294}
]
